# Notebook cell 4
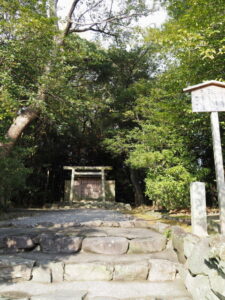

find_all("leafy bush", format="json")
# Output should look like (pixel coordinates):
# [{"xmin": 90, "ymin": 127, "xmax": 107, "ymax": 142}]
[{"xmin": 145, "ymin": 165, "xmax": 195, "ymax": 209}]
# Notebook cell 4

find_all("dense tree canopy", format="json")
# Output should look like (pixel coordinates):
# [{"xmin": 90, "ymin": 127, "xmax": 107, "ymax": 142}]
[{"xmin": 0, "ymin": 0, "xmax": 224, "ymax": 209}]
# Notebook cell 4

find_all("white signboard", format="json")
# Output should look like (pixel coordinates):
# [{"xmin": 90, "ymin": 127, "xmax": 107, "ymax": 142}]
[
  {"xmin": 191, "ymin": 85, "xmax": 225, "ymax": 112},
  {"xmin": 184, "ymin": 80, "xmax": 225, "ymax": 234}
]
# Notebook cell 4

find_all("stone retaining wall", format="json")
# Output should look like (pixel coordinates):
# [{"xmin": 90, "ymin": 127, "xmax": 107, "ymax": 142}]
[{"xmin": 170, "ymin": 226, "xmax": 225, "ymax": 299}]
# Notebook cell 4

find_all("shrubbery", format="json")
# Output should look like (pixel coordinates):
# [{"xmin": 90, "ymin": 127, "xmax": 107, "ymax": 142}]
[{"xmin": 145, "ymin": 165, "xmax": 195, "ymax": 209}]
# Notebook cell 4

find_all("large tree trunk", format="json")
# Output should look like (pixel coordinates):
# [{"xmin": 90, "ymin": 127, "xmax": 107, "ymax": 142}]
[
  {"xmin": 130, "ymin": 168, "xmax": 144, "ymax": 207},
  {"xmin": 0, "ymin": 108, "xmax": 38, "ymax": 155}
]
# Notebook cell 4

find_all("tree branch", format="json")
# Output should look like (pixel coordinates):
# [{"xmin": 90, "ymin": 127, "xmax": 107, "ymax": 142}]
[
  {"xmin": 63, "ymin": 0, "xmax": 81, "ymax": 38},
  {"xmin": 89, "ymin": 27, "xmax": 117, "ymax": 37},
  {"xmin": 69, "ymin": 12, "xmax": 145, "ymax": 34}
]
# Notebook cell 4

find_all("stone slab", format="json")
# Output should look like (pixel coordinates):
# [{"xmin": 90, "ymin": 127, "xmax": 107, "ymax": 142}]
[
  {"xmin": 185, "ymin": 272, "xmax": 218, "ymax": 300},
  {"xmin": 31, "ymin": 290, "xmax": 87, "ymax": 300},
  {"xmin": 128, "ymin": 236, "xmax": 167, "ymax": 254},
  {"xmin": 183, "ymin": 233, "xmax": 200, "ymax": 259},
  {"xmin": 113, "ymin": 262, "xmax": 149, "ymax": 281},
  {"xmin": 0, "ymin": 256, "xmax": 34, "ymax": 282},
  {"xmin": 104, "ymin": 228, "xmax": 164, "ymax": 239},
  {"xmin": 0, "ymin": 291, "xmax": 31, "ymax": 299},
  {"xmin": 49, "ymin": 262, "xmax": 64, "ymax": 283},
  {"xmin": 148, "ymin": 222, "xmax": 171, "ymax": 234},
  {"xmin": 171, "ymin": 226, "xmax": 188, "ymax": 263},
  {"xmin": 31, "ymin": 266, "xmax": 51, "ymax": 283},
  {"xmin": 132, "ymin": 220, "xmax": 153, "ymax": 228},
  {"xmin": 209, "ymin": 235, "xmax": 225, "ymax": 261},
  {"xmin": 82, "ymin": 237, "xmax": 129, "ymax": 255},
  {"xmin": 16, "ymin": 249, "xmax": 178, "ymax": 266},
  {"xmin": 0, "ymin": 280, "xmax": 191, "ymax": 299},
  {"xmin": 208, "ymin": 269, "xmax": 225, "ymax": 297},
  {"xmin": 186, "ymin": 239, "xmax": 211, "ymax": 276},
  {"xmin": 148, "ymin": 259, "xmax": 177, "ymax": 282},
  {"xmin": 64, "ymin": 263, "xmax": 114, "ymax": 281}
]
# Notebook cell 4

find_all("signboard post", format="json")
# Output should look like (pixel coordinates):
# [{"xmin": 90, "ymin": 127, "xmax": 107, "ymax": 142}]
[{"xmin": 184, "ymin": 80, "xmax": 225, "ymax": 234}]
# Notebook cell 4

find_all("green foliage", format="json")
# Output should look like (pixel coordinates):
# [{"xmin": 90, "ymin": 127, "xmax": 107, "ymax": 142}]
[
  {"xmin": 0, "ymin": 150, "xmax": 31, "ymax": 208},
  {"xmin": 0, "ymin": 0, "xmax": 152, "ymax": 206},
  {"xmin": 145, "ymin": 165, "xmax": 195, "ymax": 209},
  {"xmin": 125, "ymin": 109, "xmax": 200, "ymax": 208},
  {"xmin": 0, "ymin": 0, "xmax": 222, "ymax": 210},
  {"xmin": 104, "ymin": 50, "xmax": 212, "ymax": 208},
  {"xmin": 137, "ymin": 0, "xmax": 224, "ymax": 208},
  {"xmin": 0, "ymin": 0, "xmax": 57, "ymax": 136}
]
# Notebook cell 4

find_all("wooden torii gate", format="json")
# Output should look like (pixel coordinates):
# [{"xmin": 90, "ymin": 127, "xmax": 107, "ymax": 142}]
[{"xmin": 63, "ymin": 166, "xmax": 112, "ymax": 202}]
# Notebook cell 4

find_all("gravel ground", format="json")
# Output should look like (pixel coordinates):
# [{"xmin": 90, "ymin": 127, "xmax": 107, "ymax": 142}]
[{"xmin": 2, "ymin": 209, "xmax": 134, "ymax": 227}]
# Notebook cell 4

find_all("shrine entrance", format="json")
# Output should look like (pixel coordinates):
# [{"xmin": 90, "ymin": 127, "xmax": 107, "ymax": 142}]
[{"xmin": 63, "ymin": 166, "xmax": 115, "ymax": 202}]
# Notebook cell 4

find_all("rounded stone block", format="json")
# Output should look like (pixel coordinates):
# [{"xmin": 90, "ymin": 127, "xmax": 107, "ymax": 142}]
[
  {"xmin": 3, "ymin": 236, "xmax": 34, "ymax": 252},
  {"xmin": 128, "ymin": 236, "xmax": 167, "ymax": 254},
  {"xmin": 82, "ymin": 237, "xmax": 129, "ymax": 255},
  {"xmin": 39, "ymin": 234, "xmax": 82, "ymax": 253}
]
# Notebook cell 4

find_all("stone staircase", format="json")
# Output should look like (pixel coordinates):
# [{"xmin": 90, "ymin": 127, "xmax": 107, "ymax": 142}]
[{"xmin": 0, "ymin": 219, "xmax": 192, "ymax": 300}]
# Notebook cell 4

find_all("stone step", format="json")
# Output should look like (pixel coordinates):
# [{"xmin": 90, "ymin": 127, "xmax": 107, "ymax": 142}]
[
  {"xmin": 0, "ymin": 280, "xmax": 192, "ymax": 299},
  {"xmin": 0, "ymin": 251, "xmax": 181, "ymax": 283},
  {"xmin": 0, "ymin": 226, "xmax": 168, "ymax": 255},
  {"xmin": 14, "ymin": 248, "xmax": 178, "ymax": 265}
]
